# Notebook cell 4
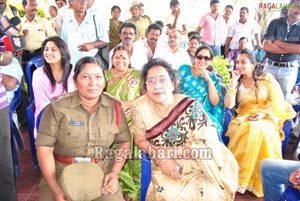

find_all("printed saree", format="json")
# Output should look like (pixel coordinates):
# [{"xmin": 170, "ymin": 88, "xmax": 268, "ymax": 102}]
[
  {"xmin": 225, "ymin": 73, "xmax": 296, "ymax": 197},
  {"xmin": 178, "ymin": 64, "xmax": 224, "ymax": 136},
  {"xmin": 131, "ymin": 94, "xmax": 238, "ymax": 201},
  {"xmin": 105, "ymin": 68, "xmax": 143, "ymax": 200}
]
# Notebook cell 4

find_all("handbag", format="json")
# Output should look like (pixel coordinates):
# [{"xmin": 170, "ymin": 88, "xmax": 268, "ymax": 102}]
[{"xmin": 93, "ymin": 15, "xmax": 109, "ymax": 70}]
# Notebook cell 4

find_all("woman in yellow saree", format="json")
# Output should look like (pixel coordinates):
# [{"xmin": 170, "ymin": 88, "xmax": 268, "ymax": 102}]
[
  {"xmin": 105, "ymin": 45, "xmax": 143, "ymax": 200},
  {"xmin": 225, "ymin": 49, "xmax": 296, "ymax": 197},
  {"xmin": 132, "ymin": 58, "xmax": 238, "ymax": 201}
]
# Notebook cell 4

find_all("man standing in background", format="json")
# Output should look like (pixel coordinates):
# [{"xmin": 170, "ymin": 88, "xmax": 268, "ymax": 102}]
[
  {"xmin": 196, "ymin": 0, "xmax": 225, "ymax": 56},
  {"xmin": 263, "ymin": 0, "xmax": 300, "ymax": 99}
]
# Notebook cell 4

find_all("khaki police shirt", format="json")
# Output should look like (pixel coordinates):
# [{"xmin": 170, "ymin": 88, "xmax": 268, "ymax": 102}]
[
  {"xmin": 35, "ymin": 91, "xmax": 130, "ymax": 158},
  {"xmin": 126, "ymin": 16, "xmax": 151, "ymax": 41},
  {"xmin": 21, "ymin": 16, "xmax": 57, "ymax": 51}
]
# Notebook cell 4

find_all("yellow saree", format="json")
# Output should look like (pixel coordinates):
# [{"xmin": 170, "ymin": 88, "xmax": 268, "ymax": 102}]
[{"xmin": 225, "ymin": 73, "xmax": 296, "ymax": 197}]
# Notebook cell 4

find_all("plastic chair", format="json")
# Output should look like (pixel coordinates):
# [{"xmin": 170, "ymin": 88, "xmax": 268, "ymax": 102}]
[
  {"xmin": 222, "ymin": 108, "xmax": 292, "ymax": 156},
  {"xmin": 9, "ymin": 87, "xmax": 23, "ymax": 176},
  {"xmin": 280, "ymin": 185, "xmax": 300, "ymax": 201},
  {"xmin": 25, "ymin": 55, "xmax": 43, "ymax": 171},
  {"xmin": 140, "ymin": 152, "xmax": 151, "ymax": 201}
]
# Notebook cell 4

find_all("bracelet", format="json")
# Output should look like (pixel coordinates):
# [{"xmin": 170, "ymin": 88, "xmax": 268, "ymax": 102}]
[{"xmin": 227, "ymin": 88, "xmax": 237, "ymax": 96}]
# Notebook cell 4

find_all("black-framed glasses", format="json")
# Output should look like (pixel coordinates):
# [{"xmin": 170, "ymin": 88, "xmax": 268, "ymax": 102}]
[{"xmin": 195, "ymin": 55, "xmax": 212, "ymax": 61}]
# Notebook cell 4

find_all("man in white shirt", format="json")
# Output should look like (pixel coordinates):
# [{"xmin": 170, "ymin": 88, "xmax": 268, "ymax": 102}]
[
  {"xmin": 131, "ymin": 23, "xmax": 165, "ymax": 70},
  {"xmin": 154, "ymin": 29, "xmax": 191, "ymax": 70},
  {"xmin": 224, "ymin": 7, "xmax": 262, "ymax": 56}
]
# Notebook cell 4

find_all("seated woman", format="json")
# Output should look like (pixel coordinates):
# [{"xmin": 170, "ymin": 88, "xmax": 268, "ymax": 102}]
[
  {"xmin": 132, "ymin": 58, "xmax": 238, "ymax": 200},
  {"xmin": 178, "ymin": 45, "xmax": 224, "ymax": 138},
  {"xmin": 224, "ymin": 49, "xmax": 296, "ymax": 197},
  {"xmin": 105, "ymin": 45, "xmax": 143, "ymax": 200},
  {"xmin": 32, "ymin": 36, "xmax": 76, "ymax": 138},
  {"xmin": 36, "ymin": 56, "xmax": 131, "ymax": 200},
  {"xmin": 106, "ymin": 45, "xmax": 143, "ymax": 118}
]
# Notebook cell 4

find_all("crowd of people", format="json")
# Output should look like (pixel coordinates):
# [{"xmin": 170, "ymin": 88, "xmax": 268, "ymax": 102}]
[{"xmin": 0, "ymin": 0, "xmax": 300, "ymax": 200}]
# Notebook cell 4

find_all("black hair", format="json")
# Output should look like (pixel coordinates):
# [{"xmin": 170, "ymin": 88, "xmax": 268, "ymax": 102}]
[
  {"xmin": 187, "ymin": 31, "xmax": 200, "ymax": 39},
  {"xmin": 49, "ymin": 5, "xmax": 58, "ymax": 14},
  {"xmin": 111, "ymin": 5, "xmax": 121, "ymax": 13},
  {"xmin": 224, "ymin": 5, "xmax": 233, "ymax": 10},
  {"xmin": 147, "ymin": 23, "xmax": 162, "ymax": 35},
  {"xmin": 236, "ymin": 49, "xmax": 264, "ymax": 103},
  {"xmin": 141, "ymin": 58, "xmax": 178, "ymax": 92},
  {"xmin": 111, "ymin": 45, "xmax": 131, "ymax": 68},
  {"xmin": 170, "ymin": 0, "xmax": 179, "ymax": 8},
  {"xmin": 22, "ymin": 0, "xmax": 28, "ymax": 6},
  {"xmin": 41, "ymin": 36, "xmax": 72, "ymax": 93},
  {"xmin": 210, "ymin": 0, "xmax": 220, "ymax": 7},
  {"xmin": 239, "ymin": 37, "xmax": 248, "ymax": 42},
  {"xmin": 154, "ymin": 20, "xmax": 164, "ymax": 28},
  {"xmin": 73, "ymin": 56, "xmax": 104, "ymax": 80},
  {"xmin": 189, "ymin": 35, "xmax": 200, "ymax": 43},
  {"xmin": 195, "ymin": 45, "xmax": 214, "ymax": 59},
  {"xmin": 119, "ymin": 22, "xmax": 137, "ymax": 34},
  {"xmin": 240, "ymin": 7, "xmax": 249, "ymax": 13}
]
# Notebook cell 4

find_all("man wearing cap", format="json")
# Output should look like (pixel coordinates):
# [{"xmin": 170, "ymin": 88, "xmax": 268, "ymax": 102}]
[
  {"xmin": 126, "ymin": 1, "xmax": 151, "ymax": 41},
  {"xmin": 263, "ymin": 0, "xmax": 300, "ymax": 99}
]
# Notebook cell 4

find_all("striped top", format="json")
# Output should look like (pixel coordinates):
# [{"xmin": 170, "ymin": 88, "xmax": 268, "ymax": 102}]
[{"xmin": 0, "ymin": 72, "xmax": 8, "ymax": 109}]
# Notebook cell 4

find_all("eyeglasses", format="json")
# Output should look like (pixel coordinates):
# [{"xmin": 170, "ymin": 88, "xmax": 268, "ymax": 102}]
[
  {"xmin": 121, "ymin": 32, "xmax": 135, "ymax": 37},
  {"xmin": 195, "ymin": 55, "xmax": 212, "ymax": 61},
  {"xmin": 145, "ymin": 77, "xmax": 169, "ymax": 87}
]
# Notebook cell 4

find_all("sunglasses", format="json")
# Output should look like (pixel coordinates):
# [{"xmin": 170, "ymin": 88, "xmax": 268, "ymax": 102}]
[{"xmin": 195, "ymin": 55, "xmax": 212, "ymax": 61}]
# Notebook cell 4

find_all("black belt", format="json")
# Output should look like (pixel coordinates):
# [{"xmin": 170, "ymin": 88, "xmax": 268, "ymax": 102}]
[
  {"xmin": 267, "ymin": 59, "xmax": 298, "ymax": 68},
  {"xmin": 23, "ymin": 48, "xmax": 42, "ymax": 55}
]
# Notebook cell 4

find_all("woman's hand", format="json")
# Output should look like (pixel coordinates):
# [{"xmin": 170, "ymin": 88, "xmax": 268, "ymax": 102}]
[
  {"xmin": 248, "ymin": 112, "xmax": 266, "ymax": 121},
  {"xmin": 194, "ymin": 68, "xmax": 211, "ymax": 81},
  {"xmin": 289, "ymin": 169, "xmax": 300, "ymax": 190},
  {"xmin": 158, "ymin": 159, "xmax": 182, "ymax": 180},
  {"xmin": 101, "ymin": 171, "xmax": 120, "ymax": 195},
  {"xmin": 231, "ymin": 70, "xmax": 241, "ymax": 83},
  {"xmin": 121, "ymin": 101, "xmax": 134, "ymax": 116},
  {"xmin": 53, "ymin": 187, "xmax": 68, "ymax": 201}
]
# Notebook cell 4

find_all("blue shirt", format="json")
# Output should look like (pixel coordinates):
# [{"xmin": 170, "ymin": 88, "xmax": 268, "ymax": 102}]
[
  {"xmin": 263, "ymin": 17, "xmax": 300, "ymax": 62},
  {"xmin": 61, "ymin": 13, "xmax": 109, "ymax": 65}
]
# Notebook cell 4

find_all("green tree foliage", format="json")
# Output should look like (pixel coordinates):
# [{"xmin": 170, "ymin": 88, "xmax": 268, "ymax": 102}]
[
  {"xmin": 14, "ymin": 4, "xmax": 46, "ymax": 18},
  {"xmin": 212, "ymin": 56, "xmax": 230, "ymax": 87}
]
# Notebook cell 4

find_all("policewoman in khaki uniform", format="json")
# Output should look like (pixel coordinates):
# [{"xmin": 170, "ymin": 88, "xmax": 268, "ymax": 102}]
[{"xmin": 36, "ymin": 56, "xmax": 131, "ymax": 201}]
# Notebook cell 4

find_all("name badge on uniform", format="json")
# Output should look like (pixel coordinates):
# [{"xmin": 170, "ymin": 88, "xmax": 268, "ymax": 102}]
[{"xmin": 69, "ymin": 120, "xmax": 85, "ymax": 127}]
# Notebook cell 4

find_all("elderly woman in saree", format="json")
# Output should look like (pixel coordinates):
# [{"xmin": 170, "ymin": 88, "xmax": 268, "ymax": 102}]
[
  {"xmin": 178, "ymin": 45, "xmax": 224, "ymax": 139},
  {"xmin": 105, "ymin": 44, "xmax": 143, "ymax": 201},
  {"xmin": 224, "ymin": 49, "xmax": 296, "ymax": 197},
  {"xmin": 131, "ymin": 58, "xmax": 238, "ymax": 201}
]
